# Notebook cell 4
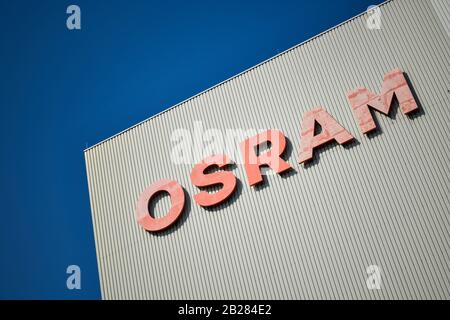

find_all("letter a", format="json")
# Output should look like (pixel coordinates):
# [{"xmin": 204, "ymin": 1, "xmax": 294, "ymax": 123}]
[
  {"xmin": 66, "ymin": 5, "xmax": 81, "ymax": 30},
  {"xmin": 298, "ymin": 108, "xmax": 354, "ymax": 163}
]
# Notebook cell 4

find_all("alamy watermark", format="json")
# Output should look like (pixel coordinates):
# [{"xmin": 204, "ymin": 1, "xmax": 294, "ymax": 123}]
[
  {"xmin": 366, "ymin": 265, "xmax": 381, "ymax": 290},
  {"xmin": 366, "ymin": 5, "xmax": 382, "ymax": 30},
  {"xmin": 170, "ymin": 121, "xmax": 286, "ymax": 175},
  {"xmin": 66, "ymin": 265, "xmax": 81, "ymax": 290},
  {"xmin": 66, "ymin": 5, "xmax": 81, "ymax": 30}
]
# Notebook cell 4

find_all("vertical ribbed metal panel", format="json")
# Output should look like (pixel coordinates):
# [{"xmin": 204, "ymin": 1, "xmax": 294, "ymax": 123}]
[{"xmin": 85, "ymin": 0, "xmax": 450, "ymax": 299}]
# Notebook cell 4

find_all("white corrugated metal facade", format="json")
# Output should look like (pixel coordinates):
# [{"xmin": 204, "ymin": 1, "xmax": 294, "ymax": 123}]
[{"xmin": 85, "ymin": 0, "xmax": 450, "ymax": 299}]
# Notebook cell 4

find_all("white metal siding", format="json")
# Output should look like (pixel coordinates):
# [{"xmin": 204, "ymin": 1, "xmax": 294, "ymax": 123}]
[{"xmin": 85, "ymin": 0, "xmax": 450, "ymax": 299}]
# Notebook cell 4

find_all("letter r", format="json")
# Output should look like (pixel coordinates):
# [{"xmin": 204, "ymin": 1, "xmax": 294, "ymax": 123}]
[{"xmin": 240, "ymin": 129, "xmax": 292, "ymax": 186}]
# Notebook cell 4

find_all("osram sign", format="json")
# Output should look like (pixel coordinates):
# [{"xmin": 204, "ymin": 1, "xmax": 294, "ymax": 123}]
[{"xmin": 136, "ymin": 68, "xmax": 419, "ymax": 232}]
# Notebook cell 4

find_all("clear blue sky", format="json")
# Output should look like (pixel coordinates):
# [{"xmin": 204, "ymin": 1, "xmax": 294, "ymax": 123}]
[{"xmin": 0, "ymin": 0, "xmax": 383, "ymax": 299}]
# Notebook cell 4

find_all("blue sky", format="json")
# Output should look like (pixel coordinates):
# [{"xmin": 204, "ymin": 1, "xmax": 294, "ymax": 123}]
[{"xmin": 0, "ymin": 0, "xmax": 382, "ymax": 299}]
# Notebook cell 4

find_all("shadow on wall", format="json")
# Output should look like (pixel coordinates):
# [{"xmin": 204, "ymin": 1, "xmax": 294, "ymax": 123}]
[
  {"xmin": 203, "ymin": 178, "xmax": 243, "ymax": 213},
  {"xmin": 303, "ymin": 138, "xmax": 361, "ymax": 169},
  {"xmin": 404, "ymin": 72, "xmax": 425, "ymax": 119}
]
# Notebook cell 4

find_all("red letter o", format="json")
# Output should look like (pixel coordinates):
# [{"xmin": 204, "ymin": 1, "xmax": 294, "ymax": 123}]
[{"xmin": 136, "ymin": 179, "xmax": 185, "ymax": 232}]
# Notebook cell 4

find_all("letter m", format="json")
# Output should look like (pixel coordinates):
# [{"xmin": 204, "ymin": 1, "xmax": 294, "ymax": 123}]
[{"xmin": 347, "ymin": 68, "xmax": 418, "ymax": 134}]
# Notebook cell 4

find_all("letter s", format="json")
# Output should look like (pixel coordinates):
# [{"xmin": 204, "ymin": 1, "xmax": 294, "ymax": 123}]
[{"xmin": 191, "ymin": 154, "xmax": 237, "ymax": 207}]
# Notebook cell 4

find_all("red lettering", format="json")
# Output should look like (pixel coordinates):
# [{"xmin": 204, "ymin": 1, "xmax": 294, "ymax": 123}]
[
  {"xmin": 298, "ymin": 107, "xmax": 354, "ymax": 163},
  {"xmin": 240, "ymin": 129, "xmax": 292, "ymax": 186},
  {"xmin": 191, "ymin": 154, "xmax": 237, "ymax": 207},
  {"xmin": 347, "ymin": 68, "xmax": 418, "ymax": 134},
  {"xmin": 136, "ymin": 179, "xmax": 185, "ymax": 232}
]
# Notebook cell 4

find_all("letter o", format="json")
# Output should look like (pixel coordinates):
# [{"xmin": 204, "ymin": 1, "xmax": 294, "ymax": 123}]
[{"xmin": 136, "ymin": 179, "xmax": 185, "ymax": 232}]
